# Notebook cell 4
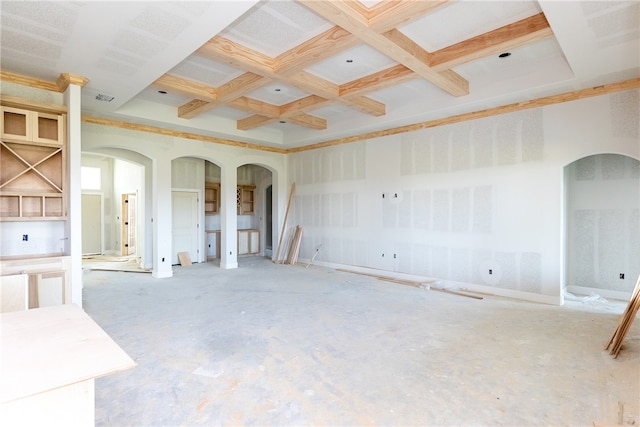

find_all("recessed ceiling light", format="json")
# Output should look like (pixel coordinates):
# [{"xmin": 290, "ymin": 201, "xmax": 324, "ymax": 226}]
[
  {"xmin": 158, "ymin": 90, "xmax": 167, "ymax": 94},
  {"xmin": 275, "ymin": 88, "xmax": 281, "ymax": 92},
  {"xmin": 279, "ymin": 120, "xmax": 286, "ymax": 124},
  {"xmin": 95, "ymin": 94, "xmax": 115, "ymax": 102},
  {"xmin": 346, "ymin": 59, "xmax": 354, "ymax": 63},
  {"xmin": 498, "ymin": 52, "xmax": 511, "ymax": 58}
]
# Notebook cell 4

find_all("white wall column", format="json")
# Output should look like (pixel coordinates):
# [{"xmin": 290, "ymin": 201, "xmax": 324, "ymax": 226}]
[
  {"xmin": 152, "ymin": 157, "xmax": 173, "ymax": 278},
  {"xmin": 60, "ymin": 74, "xmax": 88, "ymax": 307},
  {"xmin": 220, "ymin": 165, "xmax": 238, "ymax": 269}
]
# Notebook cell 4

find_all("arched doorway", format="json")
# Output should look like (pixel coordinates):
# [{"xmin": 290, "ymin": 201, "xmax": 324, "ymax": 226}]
[{"xmin": 565, "ymin": 153, "xmax": 640, "ymax": 299}]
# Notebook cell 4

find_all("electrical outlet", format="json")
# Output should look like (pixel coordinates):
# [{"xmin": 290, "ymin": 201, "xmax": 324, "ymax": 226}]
[
  {"xmin": 162, "ymin": 257, "xmax": 165, "ymax": 262},
  {"xmin": 393, "ymin": 253, "xmax": 397, "ymax": 259},
  {"xmin": 620, "ymin": 273, "xmax": 625, "ymax": 279},
  {"xmin": 489, "ymin": 269, "xmax": 493, "ymax": 275},
  {"xmin": 22, "ymin": 234, "xmax": 28, "ymax": 241}
]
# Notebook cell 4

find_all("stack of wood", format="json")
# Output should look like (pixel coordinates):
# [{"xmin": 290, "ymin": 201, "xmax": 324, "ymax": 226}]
[
  {"xmin": 282, "ymin": 225, "xmax": 303, "ymax": 265},
  {"xmin": 606, "ymin": 274, "xmax": 640, "ymax": 358}
]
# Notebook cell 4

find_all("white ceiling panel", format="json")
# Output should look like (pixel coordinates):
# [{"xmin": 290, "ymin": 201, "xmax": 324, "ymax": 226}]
[
  {"xmin": 305, "ymin": 44, "xmax": 397, "ymax": 84},
  {"xmin": 400, "ymin": 1, "xmax": 542, "ymax": 51}
]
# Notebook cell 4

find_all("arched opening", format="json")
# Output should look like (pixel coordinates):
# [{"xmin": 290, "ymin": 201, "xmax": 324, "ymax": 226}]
[
  {"xmin": 564, "ymin": 153, "xmax": 639, "ymax": 299},
  {"xmin": 81, "ymin": 151, "xmax": 147, "ymax": 272},
  {"xmin": 237, "ymin": 163, "xmax": 273, "ymax": 259}
]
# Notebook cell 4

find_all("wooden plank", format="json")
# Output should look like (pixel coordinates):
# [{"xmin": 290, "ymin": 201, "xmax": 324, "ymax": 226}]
[
  {"xmin": 153, "ymin": 74, "xmax": 218, "ymax": 101},
  {"xmin": 0, "ymin": 304, "xmax": 135, "ymax": 403},
  {"xmin": 177, "ymin": 251, "xmax": 192, "ymax": 266},
  {"xmin": 237, "ymin": 115, "xmax": 277, "ymax": 131},
  {"xmin": 339, "ymin": 64, "xmax": 417, "ymax": 98},
  {"xmin": 0, "ymin": 94, "xmax": 67, "ymax": 114},
  {"xmin": 274, "ymin": 183, "xmax": 295, "ymax": 264},
  {"xmin": 286, "ymin": 114, "xmax": 327, "ymax": 130},
  {"xmin": 429, "ymin": 13, "xmax": 554, "ymax": 71}
]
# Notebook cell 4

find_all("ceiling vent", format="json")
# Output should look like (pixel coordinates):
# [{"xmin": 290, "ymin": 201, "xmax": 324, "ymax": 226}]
[{"xmin": 95, "ymin": 94, "xmax": 115, "ymax": 102}]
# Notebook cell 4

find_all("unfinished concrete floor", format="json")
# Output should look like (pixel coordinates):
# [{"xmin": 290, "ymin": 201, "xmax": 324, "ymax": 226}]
[{"xmin": 82, "ymin": 257, "xmax": 639, "ymax": 426}]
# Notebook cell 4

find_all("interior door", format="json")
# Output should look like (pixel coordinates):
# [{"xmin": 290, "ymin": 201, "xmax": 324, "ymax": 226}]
[
  {"xmin": 172, "ymin": 191, "xmax": 199, "ymax": 265},
  {"xmin": 121, "ymin": 193, "xmax": 137, "ymax": 256},
  {"xmin": 81, "ymin": 193, "xmax": 102, "ymax": 255}
]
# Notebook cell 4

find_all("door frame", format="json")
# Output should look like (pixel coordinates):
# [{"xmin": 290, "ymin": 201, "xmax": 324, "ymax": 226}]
[
  {"xmin": 81, "ymin": 191, "xmax": 104, "ymax": 256},
  {"xmin": 171, "ymin": 189, "xmax": 202, "ymax": 264}
]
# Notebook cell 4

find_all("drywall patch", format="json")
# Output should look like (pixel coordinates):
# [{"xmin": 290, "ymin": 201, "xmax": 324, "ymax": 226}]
[
  {"xmin": 521, "ymin": 109, "xmax": 544, "ymax": 162},
  {"xmin": 572, "ymin": 209, "xmax": 596, "ymax": 287},
  {"xmin": 398, "ymin": 190, "xmax": 412, "ymax": 228},
  {"xmin": 330, "ymin": 193, "xmax": 341, "ymax": 227},
  {"xmin": 451, "ymin": 188, "xmax": 470, "ymax": 233},
  {"xmin": 520, "ymin": 252, "xmax": 542, "ymax": 293},
  {"xmin": 472, "ymin": 186, "xmax": 492, "ymax": 234},
  {"xmin": 601, "ymin": 153, "xmax": 626, "ymax": 179},
  {"xmin": 342, "ymin": 193, "xmax": 356, "ymax": 228},
  {"xmin": 495, "ymin": 252, "xmax": 517, "ymax": 289},
  {"xmin": 450, "ymin": 247, "xmax": 470, "ymax": 283},
  {"xmin": 451, "ymin": 124, "xmax": 471, "ymax": 171},
  {"xmin": 598, "ymin": 209, "xmax": 626, "ymax": 290},
  {"xmin": 472, "ymin": 118, "xmax": 494, "ymax": 169},
  {"xmin": 496, "ymin": 117, "xmax": 517, "ymax": 165},
  {"xmin": 431, "ymin": 246, "xmax": 449, "ymax": 279},
  {"xmin": 413, "ymin": 189, "xmax": 431, "ymax": 230},
  {"xmin": 432, "ymin": 130, "xmax": 450, "ymax": 173},
  {"xmin": 400, "ymin": 137, "xmax": 414, "ymax": 176},
  {"xmin": 575, "ymin": 155, "xmax": 596, "ymax": 180},
  {"xmin": 415, "ymin": 136, "xmax": 432, "ymax": 175},
  {"xmin": 413, "ymin": 244, "xmax": 431, "ymax": 277},
  {"xmin": 382, "ymin": 196, "xmax": 398, "ymax": 228},
  {"xmin": 432, "ymin": 190, "xmax": 450, "ymax": 232}
]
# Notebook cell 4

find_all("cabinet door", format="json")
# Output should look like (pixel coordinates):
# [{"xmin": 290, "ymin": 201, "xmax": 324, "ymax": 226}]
[
  {"xmin": 249, "ymin": 230, "xmax": 260, "ymax": 254},
  {"xmin": 238, "ymin": 230, "xmax": 249, "ymax": 255},
  {"xmin": 33, "ymin": 112, "xmax": 64, "ymax": 146},
  {"xmin": 1, "ymin": 107, "xmax": 31, "ymax": 142},
  {"xmin": 36, "ymin": 272, "xmax": 65, "ymax": 307}
]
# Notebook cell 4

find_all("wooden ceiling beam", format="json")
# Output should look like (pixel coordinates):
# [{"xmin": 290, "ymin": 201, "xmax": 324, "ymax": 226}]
[
  {"xmin": 153, "ymin": 74, "xmax": 218, "ymax": 101},
  {"xmin": 280, "ymin": 95, "xmax": 332, "ymax": 117},
  {"xmin": 367, "ymin": 0, "xmax": 451, "ymax": 33},
  {"xmin": 178, "ymin": 72, "xmax": 272, "ymax": 119},
  {"xmin": 197, "ymin": 36, "xmax": 276, "ymax": 77},
  {"xmin": 298, "ymin": 0, "xmax": 469, "ymax": 97},
  {"xmin": 197, "ymin": 33, "xmax": 386, "ymax": 121},
  {"xmin": 286, "ymin": 113, "xmax": 327, "ymax": 130},
  {"xmin": 237, "ymin": 115, "xmax": 278, "ymax": 131},
  {"xmin": 274, "ymin": 26, "xmax": 360, "ymax": 74},
  {"xmin": 429, "ymin": 13, "xmax": 554, "ymax": 71},
  {"xmin": 339, "ymin": 64, "xmax": 417, "ymax": 98}
]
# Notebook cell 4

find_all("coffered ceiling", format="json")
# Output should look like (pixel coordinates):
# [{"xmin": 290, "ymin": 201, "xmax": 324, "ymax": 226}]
[{"xmin": 1, "ymin": 1, "xmax": 638, "ymax": 149}]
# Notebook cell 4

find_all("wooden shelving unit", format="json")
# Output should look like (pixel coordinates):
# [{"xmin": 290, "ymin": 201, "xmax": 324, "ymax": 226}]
[
  {"xmin": 237, "ymin": 185, "xmax": 255, "ymax": 215},
  {"xmin": 0, "ymin": 100, "xmax": 66, "ymax": 221},
  {"xmin": 204, "ymin": 182, "xmax": 220, "ymax": 215}
]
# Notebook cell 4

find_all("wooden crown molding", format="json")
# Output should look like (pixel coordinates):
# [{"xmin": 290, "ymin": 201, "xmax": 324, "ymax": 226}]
[{"xmin": 57, "ymin": 73, "xmax": 89, "ymax": 91}]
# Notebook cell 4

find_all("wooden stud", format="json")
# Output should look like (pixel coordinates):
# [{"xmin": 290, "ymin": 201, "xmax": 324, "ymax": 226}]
[{"xmin": 274, "ymin": 183, "xmax": 295, "ymax": 264}]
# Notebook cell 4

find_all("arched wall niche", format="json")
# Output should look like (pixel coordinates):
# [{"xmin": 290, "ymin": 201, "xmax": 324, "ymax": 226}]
[{"xmin": 564, "ymin": 152, "xmax": 639, "ymax": 299}]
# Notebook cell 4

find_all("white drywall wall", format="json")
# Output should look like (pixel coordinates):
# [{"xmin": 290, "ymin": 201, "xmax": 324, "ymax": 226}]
[{"xmin": 289, "ymin": 89, "xmax": 640, "ymax": 304}]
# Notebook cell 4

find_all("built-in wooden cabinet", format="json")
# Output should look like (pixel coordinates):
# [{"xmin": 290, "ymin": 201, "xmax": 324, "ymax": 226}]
[
  {"xmin": 1, "ymin": 100, "xmax": 67, "ymax": 221},
  {"xmin": 0, "ymin": 255, "xmax": 71, "ymax": 309},
  {"xmin": 238, "ymin": 229, "xmax": 259, "ymax": 255},
  {"xmin": 204, "ymin": 182, "xmax": 220, "ymax": 215},
  {"xmin": 237, "ymin": 185, "xmax": 255, "ymax": 215}
]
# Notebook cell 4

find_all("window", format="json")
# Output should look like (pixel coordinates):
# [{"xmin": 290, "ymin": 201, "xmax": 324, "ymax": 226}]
[{"xmin": 81, "ymin": 166, "xmax": 101, "ymax": 190}]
